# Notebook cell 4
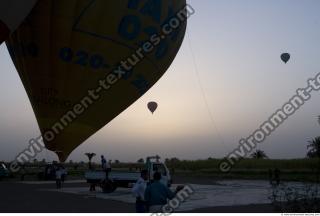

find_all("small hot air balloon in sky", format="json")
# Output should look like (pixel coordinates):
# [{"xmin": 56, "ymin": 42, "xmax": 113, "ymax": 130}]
[
  {"xmin": 0, "ymin": 0, "xmax": 37, "ymax": 44},
  {"xmin": 281, "ymin": 53, "xmax": 290, "ymax": 64},
  {"xmin": 148, "ymin": 102, "xmax": 158, "ymax": 114},
  {"xmin": 6, "ymin": 0, "xmax": 187, "ymax": 161}
]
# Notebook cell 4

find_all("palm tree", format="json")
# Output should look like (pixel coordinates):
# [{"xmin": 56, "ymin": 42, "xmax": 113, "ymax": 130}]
[
  {"xmin": 310, "ymin": 116, "xmax": 320, "ymax": 182},
  {"xmin": 137, "ymin": 158, "xmax": 144, "ymax": 163},
  {"xmin": 85, "ymin": 153, "xmax": 96, "ymax": 169},
  {"xmin": 251, "ymin": 150, "xmax": 268, "ymax": 159},
  {"xmin": 307, "ymin": 137, "xmax": 320, "ymax": 158}
]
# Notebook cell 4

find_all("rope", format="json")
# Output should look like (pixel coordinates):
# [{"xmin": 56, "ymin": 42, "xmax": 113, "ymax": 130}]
[{"xmin": 186, "ymin": 29, "xmax": 227, "ymax": 152}]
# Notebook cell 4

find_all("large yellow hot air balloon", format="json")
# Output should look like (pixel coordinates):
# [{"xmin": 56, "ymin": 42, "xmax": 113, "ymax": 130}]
[
  {"xmin": 7, "ymin": 0, "xmax": 187, "ymax": 161},
  {"xmin": 0, "ymin": 0, "xmax": 38, "ymax": 44}
]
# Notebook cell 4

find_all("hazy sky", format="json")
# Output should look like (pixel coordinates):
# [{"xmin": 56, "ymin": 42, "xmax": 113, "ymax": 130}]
[{"xmin": 1, "ymin": 0, "xmax": 320, "ymax": 163}]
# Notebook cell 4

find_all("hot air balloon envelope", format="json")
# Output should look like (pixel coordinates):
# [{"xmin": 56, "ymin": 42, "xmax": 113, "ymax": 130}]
[
  {"xmin": 148, "ymin": 102, "xmax": 158, "ymax": 114},
  {"xmin": 281, "ymin": 53, "xmax": 290, "ymax": 64},
  {"xmin": 7, "ymin": 0, "xmax": 187, "ymax": 161}
]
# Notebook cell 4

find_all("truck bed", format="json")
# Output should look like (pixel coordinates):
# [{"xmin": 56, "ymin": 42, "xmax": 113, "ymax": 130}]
[{"xmin": 85, "ymin": 170, "xmax": 140, "ymax": 182}]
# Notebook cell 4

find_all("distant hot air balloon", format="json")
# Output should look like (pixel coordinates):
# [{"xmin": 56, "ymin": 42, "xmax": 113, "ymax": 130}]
[
  {"xmin": 0, "ymin": 0, "xmax": 37, "ymax": 44},
  {"xmin": 281, "ymin": 53, "xmax": 290, "ymax": 64},
  {"xmin": 148, "ymin": 102, "xmax": 158, "ymax": 114},
  {"xmin": 7, "ymin": 0, "xmax": 187, "ymax": 162}
]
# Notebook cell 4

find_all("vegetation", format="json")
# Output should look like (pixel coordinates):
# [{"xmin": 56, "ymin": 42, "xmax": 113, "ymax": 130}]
[
  {"xmin": 84, "ymin": 153, "xmax": 96, "ymax": 169},
  {"xmin": 137, "ymin": 158, "xmax": 144, "ymax": 163},
  {"xmin": 307, "ymin": 137, "xmax": 320, "ymax": 159},
  {"xmin": 1, "ymin": 156, "xmax": 319, "ymax": 182},
  {"xmin": 250, "ymin": 150, "xmax": 268, "ymax": 159},
  {"xmin": 3, "ymin": 128, "xmax": 320, "ymax": 182},
  {"xmin": 164, "ymin": 158, "xmax": 320, "ymax": 182}
]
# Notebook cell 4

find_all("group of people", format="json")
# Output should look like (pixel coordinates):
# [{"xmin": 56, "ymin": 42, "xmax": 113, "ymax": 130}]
[
  {"xmin": 132, "ymin": 170, "xmax": 183, "ymax": 213},
  {"xmin": 92, "ymin": 155, "xmax": 182, "ymax": 212}
]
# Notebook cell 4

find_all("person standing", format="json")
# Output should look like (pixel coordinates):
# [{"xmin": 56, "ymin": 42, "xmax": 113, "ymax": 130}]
[
  {"xmin": 274, "ymin": 168, "xmax": 281, "ymax": 186},
  {"xmin": 145, "ymin": 172, "xmax": 181, "ymax": 213},
  {"xmin": 55, "ymin": 167, "xmax": 63, "ymax": 189},
  {"xmin": 61, "ymin": 166, "xmax": 67, "ymax": 183},
  {"xmin": 88, "ymin": 165, "xmax": 96, "ymax": 192},
  {"xmin": 107, "ymin": 160, "xmax": 112, "ymax": 172},
  {"xmin": 101, "ymin": 155, "xmax": 107, "ymax": 170},
  {"xmin": 101, "ymin": 155, "xmax": 111, "ymax": 179},
  {"xmin": 132, "ymin": 170, "xmax": 148, "ymax": 213},
  {"xmin": 268, "ymin": 169, "xmax": 273, "ymax": 185}
]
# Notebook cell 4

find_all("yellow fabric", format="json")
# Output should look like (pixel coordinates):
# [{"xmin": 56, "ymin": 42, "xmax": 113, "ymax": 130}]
[{"xmin": 7, "ymin": 0, "xmax": 186, "ymax": 161}]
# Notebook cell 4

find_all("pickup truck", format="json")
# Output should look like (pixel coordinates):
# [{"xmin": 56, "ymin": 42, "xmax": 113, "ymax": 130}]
[{"xmin": 85, "ymin": 156, "xmax": 172, "ymax": 193}]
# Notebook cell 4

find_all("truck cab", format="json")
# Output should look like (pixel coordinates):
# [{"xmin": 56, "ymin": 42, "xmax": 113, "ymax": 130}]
[{"xmin": 146, "ymin": 156, "xmax": 171, "ymax": 187}]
